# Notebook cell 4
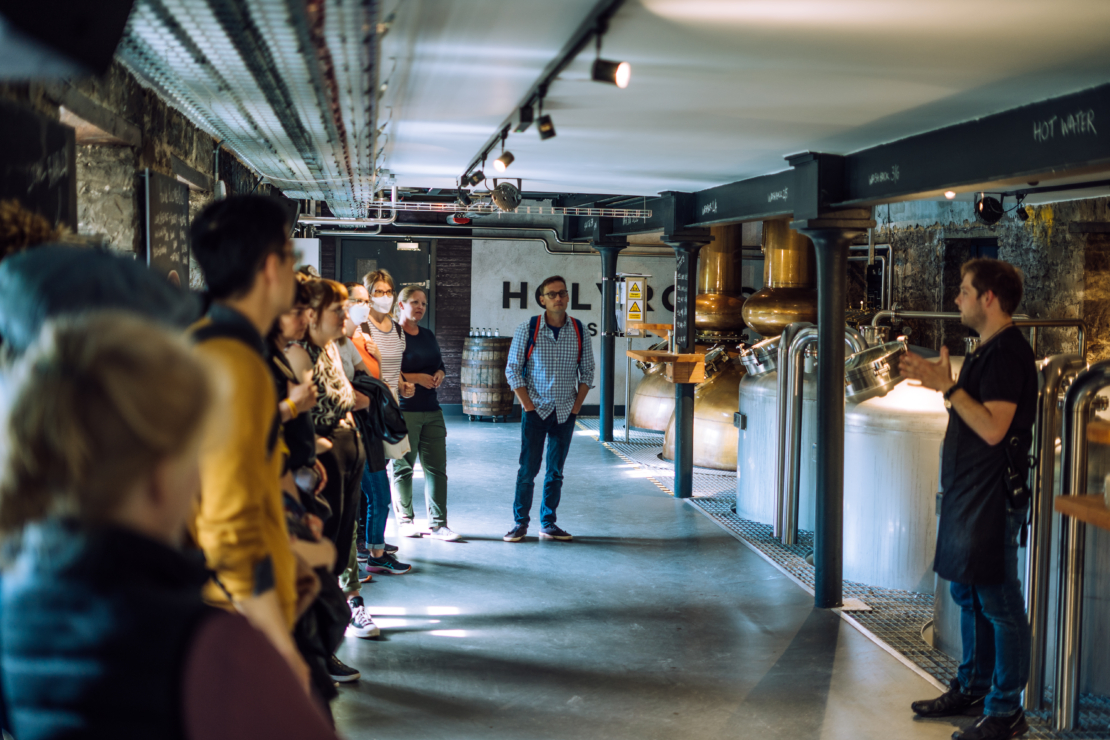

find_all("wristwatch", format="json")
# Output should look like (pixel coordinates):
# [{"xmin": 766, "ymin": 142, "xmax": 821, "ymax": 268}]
[{"xmin": 943, "ymin": 384, "xmax": 958, "ymax": 408}]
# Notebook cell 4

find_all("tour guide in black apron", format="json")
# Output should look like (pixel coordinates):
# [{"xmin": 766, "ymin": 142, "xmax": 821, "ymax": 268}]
[{"xmin": 900, "ymin": 258, "xmax": 1037, "ymax": 740}]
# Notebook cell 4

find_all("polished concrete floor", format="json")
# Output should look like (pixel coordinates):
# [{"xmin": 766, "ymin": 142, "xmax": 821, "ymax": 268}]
[{"xmin": 334, "ymin": 417, "xmax": 966, "ymax": 740}]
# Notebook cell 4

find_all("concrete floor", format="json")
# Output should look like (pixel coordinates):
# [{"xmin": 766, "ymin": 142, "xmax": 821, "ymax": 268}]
[{"xmin": 334, "ymin": 417, "xmax": 968, "ymax": 740}]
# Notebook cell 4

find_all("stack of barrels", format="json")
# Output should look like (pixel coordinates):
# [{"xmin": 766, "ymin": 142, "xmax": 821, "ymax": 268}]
[{"xmin": 461, "ymin": 336, "xmax": 515, "ymax": 421}]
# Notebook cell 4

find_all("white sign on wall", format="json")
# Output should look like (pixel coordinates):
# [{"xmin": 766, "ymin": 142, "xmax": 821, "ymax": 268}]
[{"xmin": 469, "ymin": 239, "xmax": 675, "ymax": 406}]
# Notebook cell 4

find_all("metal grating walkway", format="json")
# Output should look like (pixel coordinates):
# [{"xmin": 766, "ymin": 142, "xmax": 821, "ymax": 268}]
[{"xmin": 576, "ymin": 417, "xmax": 1110, "ymax": 739}]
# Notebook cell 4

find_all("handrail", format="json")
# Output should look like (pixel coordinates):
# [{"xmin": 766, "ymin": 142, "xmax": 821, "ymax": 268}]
[
  {"xmin": 1055, "ymin": 359, "xmax": 1110, "ymax": 730},
  {"xmin": 1025, "ymin": 354, "xmax": 1085, "ymax": 712}
]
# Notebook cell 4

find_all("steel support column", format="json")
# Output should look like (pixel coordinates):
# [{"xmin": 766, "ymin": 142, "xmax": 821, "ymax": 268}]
[
  {"xmin": 596, "ymin": 243, "xmax": 625, "ymax": 442},
  {"xmin": 667, "ymin": 239, "xmax": 706, "ymax": 499},
  {"xmin": 792, "ymin": 213, "xmax": 872, "ymax": 608}
]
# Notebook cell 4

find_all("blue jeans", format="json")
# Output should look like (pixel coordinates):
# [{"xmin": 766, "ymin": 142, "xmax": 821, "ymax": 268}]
[
  {"xmin": 362, "ymin": 465, "xmax": 392, "ymax": 550},
  {"xmin": 949, "ymin": 508, "xmax": 1030, "ymax": 717},
  {"xmin": 512, "ymin": 410, "xmax": 576, "ymax": 528}
]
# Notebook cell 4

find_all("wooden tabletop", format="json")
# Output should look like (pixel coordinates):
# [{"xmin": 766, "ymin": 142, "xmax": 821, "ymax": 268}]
[
  {"xmin": 626, "ymin": 349, "xmax": 706, "ymax": 363},
  {"xmin": 1055, "ymin": 494, "xmax": 1110, "ymax": 532}
]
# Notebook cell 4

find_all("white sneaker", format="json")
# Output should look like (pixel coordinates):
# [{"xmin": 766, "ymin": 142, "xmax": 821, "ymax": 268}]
[
  {"xmin": 428, "ymin": 525, "xmax": 460, "ymax": 541},
  {"xmin": 397, "ymin": 517, "xmax": 421, "ymax": 538},
  {"xmin": 346, "ymin": 596, "xmax": 380, "ymax": 638}
]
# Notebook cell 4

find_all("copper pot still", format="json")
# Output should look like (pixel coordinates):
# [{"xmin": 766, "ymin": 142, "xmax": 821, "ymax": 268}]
[
  {"xmin": 740, "ymin": 220, "xmax": 817, "ymax": 338},
  {"xmin": 694, "ymin": 224, "xmax": 748, "ymax": 335}
]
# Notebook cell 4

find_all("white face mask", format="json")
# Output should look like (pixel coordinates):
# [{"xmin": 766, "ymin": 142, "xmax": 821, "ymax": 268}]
[
  {"xmin": 348, "ymin": 303, "xmax": 371, "ymax": 325},
  {"xmin": 371, "ymin": 296, "xmax": 393, "ymax": 313}
]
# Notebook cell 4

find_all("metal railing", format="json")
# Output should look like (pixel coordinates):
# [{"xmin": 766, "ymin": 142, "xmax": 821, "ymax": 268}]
[{"xmin": 869, "ymin": 310, "xmax": 1084, "ymax": 358}]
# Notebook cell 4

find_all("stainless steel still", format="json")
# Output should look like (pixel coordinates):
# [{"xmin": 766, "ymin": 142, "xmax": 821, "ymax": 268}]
[
  {"xmin": 779, "ymin": 325, "xmax": 868, "ymax": 545},
  {"xmin": 1024, "ymin": 354, "xmax": 1085, "ymax": 711},
  {"xmin": 859, "ymin": 325, "xmax": 890, "ymax": 347},
  {"xmin": 1054, "ymin": 360, "xmax": 1110, "ymax": 730},
  {"xmin": 738, "ymin": 335, "xmax": 781, "ymax": 377},
  {"xmin": 844, "ymin": 339, "xmax": 910, "ymax": 404}
]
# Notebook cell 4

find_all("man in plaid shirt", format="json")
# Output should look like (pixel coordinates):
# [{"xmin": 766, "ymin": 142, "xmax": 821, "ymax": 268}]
[{"xmin": 502, "ymin": 276, "xmax": 595, "ymax": 542}]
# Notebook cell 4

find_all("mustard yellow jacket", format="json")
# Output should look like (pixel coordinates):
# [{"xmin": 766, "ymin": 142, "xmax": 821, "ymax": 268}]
[{"xmin": 190, "ymin": 320, "xmax": 297, "ymax": 629}]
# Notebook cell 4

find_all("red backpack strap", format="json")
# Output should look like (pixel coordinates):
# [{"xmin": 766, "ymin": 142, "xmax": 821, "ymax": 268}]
[{"xmin": 570, "ymin": 316, "xmax": 583, "ymax": 365}]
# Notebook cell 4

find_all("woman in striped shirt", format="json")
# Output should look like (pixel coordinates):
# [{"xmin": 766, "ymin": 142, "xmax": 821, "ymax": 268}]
[{"xmin": 361, "ymin": 269, "xmax": 415, "ymax": 573}]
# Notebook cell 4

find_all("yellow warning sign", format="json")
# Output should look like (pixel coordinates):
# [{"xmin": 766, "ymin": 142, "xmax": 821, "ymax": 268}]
[
  {"xmin": 627, "ymin": 301, "xmax": 642, "ymax": 321},
  {"xmin": 627, "ymin": 281, "xmax": 642, "ymax": 300}
]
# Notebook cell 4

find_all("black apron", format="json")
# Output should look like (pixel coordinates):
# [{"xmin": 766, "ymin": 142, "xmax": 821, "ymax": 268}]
[{"xmin": 934, "ymin": 327, "xmax": 1035, "ymax": 585}]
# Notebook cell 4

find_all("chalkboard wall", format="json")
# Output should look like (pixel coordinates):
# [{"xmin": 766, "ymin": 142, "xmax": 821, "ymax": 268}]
[
  {"xmin": 143, "ymin": 169, "xmax": 190, "ymax": 288},
  {"xmin": 0, "ymin": 98, "xmax": 77, "ymax": 230}
]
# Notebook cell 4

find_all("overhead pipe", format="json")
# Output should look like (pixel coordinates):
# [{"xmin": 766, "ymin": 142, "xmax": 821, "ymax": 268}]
[
  {"xmin": 870, "ymin": 311, "xmax": 1081, "ymax": 357},
  {"xmin": 299, "ymin": 185, "xmax": 399, "ymax": 225},
  {"xmin": 1024, "ymin": 354, "xmax": 1085, "ymax": 712},
  {"xmin": 1055, "ymin": 360, "xmax": 1110, "ymax": 730},
  {"xmin": 780, "ymin": 325, "xmax": 867, "ymax": 546}
]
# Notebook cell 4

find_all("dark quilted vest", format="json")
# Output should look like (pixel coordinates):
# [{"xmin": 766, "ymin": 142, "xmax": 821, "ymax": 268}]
[{"xmin": 0, "ymin": 520, "xmax": 214, "ymax": 739}]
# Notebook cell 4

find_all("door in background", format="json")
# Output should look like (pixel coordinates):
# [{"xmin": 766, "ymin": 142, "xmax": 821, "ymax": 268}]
[{"xmin": 339, "ymin": 238, "xmax": 432, "ymax": 330}]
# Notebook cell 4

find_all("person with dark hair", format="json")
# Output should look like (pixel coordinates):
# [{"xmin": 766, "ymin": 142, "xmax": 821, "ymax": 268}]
[
  {"xmin": 900, "ymin": 258, "xmax": 1036, "ymax": 740},
  {"xmin": 502, "ymin": 276, "xmax": 594, "ymax": 543},
  {"xmin": 188, "ymin": 195, "xmax": 312, "ymax": 693}
]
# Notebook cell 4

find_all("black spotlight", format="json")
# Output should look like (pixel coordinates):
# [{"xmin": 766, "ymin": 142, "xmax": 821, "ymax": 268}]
[
  {"xmin": 457, "ymin": 188, "xmax": 472, "ymax": 206},
  {"xmin": 537, "ymin": 114, "xmax": 556, "ymax": 140},
  {"xmin": 493, "ymin": 151, "xmax": 515, "ymax": 172},
  {"xmin": 592, "ymin": 58, "xmax": 631, "ymax": 88},
  {"xmin": 466, "ymin": 170, "xmax": 484, "ymax": 186},
  {"xmin": 974, "ymin": 195, "xmax": 1004, "ymax": 225},
  {"xmin": 1016, "ymin": 206, "xmax": 1030, "ymax": 222}
]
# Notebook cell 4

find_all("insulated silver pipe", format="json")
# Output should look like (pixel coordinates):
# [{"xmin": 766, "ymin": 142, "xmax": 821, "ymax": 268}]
[
  {"xmin": 1055, "ymin": 360, "xmax": 1110, "ymax": 730},
  {"xmin": 780, "ymin": 326, "xmax": 868, "ymax": 546},
  {"xmin": 1024, "ymin": 354, "xmax": 1085, "ymax": 712}
]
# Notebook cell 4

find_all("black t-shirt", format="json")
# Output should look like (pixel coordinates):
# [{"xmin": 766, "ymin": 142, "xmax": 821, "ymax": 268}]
[
  {"xmin": 935, "ymin": 325, "xmax": 1037, "ymax": 585},
  {"xmin": 400, "ymin": 326, "xmax": 446, "ymax": 413}
]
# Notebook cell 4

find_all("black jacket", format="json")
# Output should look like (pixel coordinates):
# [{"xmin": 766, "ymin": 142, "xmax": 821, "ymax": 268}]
[{"xmin": 350, "ymin": 371, "xmax": 407, "ymax": 473}]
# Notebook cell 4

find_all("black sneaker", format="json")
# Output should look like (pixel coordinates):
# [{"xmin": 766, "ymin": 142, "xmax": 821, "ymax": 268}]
[
  {"xmin": 912, "ymin": 680, "xmax": 986, "ymax": 717},
  {"xmin": 539, "ymin": 525, "xmax": 572, "ymax": 541},
  {"xmin": 383, "ymin": 542, "xmax": 399, "ymax": 553},
  {"xmin": 952, "ymin": 710, "xmax": 1029, "ymax": 740},
  {"xmin": 503, "ymin": 525, "xmax": 527, "ymax": 542},
  {"xmin": 328, "ymin": 654, "xmax": 360, "ymax": 683},
  {"xmin": 365, "ymin": 552, "xmax": 412, "ymax": 575}
]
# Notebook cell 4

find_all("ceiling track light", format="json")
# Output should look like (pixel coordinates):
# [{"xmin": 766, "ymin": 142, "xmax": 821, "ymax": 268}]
[
  {"xmin": 537, "ymin": 114, "xmax": 556, "ymax": 140},
  {"xmin": 466, "ymin": 170, "xmax": 485, "ymax": 186},
  {"xmin": 591, "ymin": 21, "xmax": 630, "ymax": 88},
  {"xmin": 494, "ymin": 151, "xmax": 515, "ymax": 172}
]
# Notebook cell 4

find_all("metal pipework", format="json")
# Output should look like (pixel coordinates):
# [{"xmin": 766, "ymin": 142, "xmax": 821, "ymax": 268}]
[
  {"xmin": 780, "ymin": 326, "xmax": 868, "ymax": 546},
  {"xmin": 774, "ymin": 321, "xmax": 813, "ymax": 538},
  {"xmin": 1024, "ymin": 354, "xmax": 1085, "ymax": 712},
  {"xmin": 868, "ymin": 311, "xmax": 1083, "ymax": 358},
  {"xmin": 1055, "ymin": 360, "xmax": 1110, "ymax": 730},
  {"xmin": 299, "ymin": 186, "xmax": 399, "ymax": 225}
]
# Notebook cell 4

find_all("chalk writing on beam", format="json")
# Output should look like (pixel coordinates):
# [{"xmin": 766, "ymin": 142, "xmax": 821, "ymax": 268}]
[{"xmin": 1033, "ymin": 110, "xmax": 1097, "ymax": 143}]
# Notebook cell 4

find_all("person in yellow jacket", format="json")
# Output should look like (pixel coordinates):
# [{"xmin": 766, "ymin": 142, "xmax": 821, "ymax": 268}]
[{"xmin": 188, "ymin": 196, "xmax": 307, "ymax": 691}]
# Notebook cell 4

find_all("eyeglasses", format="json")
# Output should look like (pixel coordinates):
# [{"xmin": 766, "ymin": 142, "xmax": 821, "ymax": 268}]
[
  {"xmin": 348, "ymin": 298, "xmax": 370, "ymax": 306},
  {"xmin": 371, "ymin": 289, "xmax": 393, "ymax": 297},
  {"xmin": 543, "ymin": 290, "xmax": 569, "ymax": 299}
]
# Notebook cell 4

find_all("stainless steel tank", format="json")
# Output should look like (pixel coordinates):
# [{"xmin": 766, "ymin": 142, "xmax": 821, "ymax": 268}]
[
  {"xmin": 843, "ymin": 377, "xmax": 952, "ymax": 592},
  {"xmin": 736, "ymin": 369, "xmax": 817, "ymax": 531}
]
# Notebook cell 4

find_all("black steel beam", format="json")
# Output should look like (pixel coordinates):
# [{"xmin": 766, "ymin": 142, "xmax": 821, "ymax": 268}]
[
  {"xmin": 836, "ymin": 82, "xmax": 1110, "ymax": 207},
  {"xmin": 688, "ymin": 170, "xmax": 794, "ymax": 226}
]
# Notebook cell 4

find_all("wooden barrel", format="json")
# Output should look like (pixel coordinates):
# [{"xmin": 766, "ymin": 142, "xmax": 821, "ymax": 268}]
[{"xmin": 461, "ymin": 336, "xmax": 515, "ymax": 418}]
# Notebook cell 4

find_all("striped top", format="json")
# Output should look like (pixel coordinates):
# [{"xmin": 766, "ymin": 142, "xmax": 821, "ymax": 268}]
[{"xmin": 363, "ymin": 318, "xmax": 406, "ymax": 395}]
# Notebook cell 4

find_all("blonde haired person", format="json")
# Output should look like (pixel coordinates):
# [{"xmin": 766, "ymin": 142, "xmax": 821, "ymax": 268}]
[
  {"xmin": 0, "ymin": 313, "xmax": 338, "ymax": 740},
  {"xmin": 393, "ymin": 284, "xmax": 456, "ymax": 540},
  {"xmin": 359, "ymin": 268, "xmax": 416, "ymax": 572}
]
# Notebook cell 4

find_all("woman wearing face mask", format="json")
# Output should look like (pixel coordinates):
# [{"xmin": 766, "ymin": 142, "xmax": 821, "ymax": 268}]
[
  {"xmin": 393, "ymin": 285, "xmax": 456, "ymax": 540},
  {"xmin": 286, "ymin": 280, "xmax": 372, "ymax": 615},
  {"xmin": 360, "ymin": 269, "xmax": 416, "ymax": 572},
  {"xmin": 344, "ymin": 283, "xmax": 380, "ymax": 379},
  {"xmin": 0, "ymin": 313, "xmax": 339, "ymax": 740}
]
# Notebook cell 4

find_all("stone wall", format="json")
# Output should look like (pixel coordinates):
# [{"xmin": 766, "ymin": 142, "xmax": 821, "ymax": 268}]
[{"xmin": 878, "ymin": 197, "xmax": 1109, "ymax": 361}]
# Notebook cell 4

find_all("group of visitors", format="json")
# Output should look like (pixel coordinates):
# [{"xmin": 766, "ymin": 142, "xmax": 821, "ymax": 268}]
[
  {"xmin": 0, "ymin": 196, "xmax": 460, "ymax": 737},
  {"xmin": 0, "ymin": 195, "xmax": 600, "ymax": 738}
]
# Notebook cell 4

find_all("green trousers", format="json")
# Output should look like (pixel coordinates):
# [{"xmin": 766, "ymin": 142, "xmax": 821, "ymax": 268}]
[{"xmin": 391, "ymin": 409, "xmax": 449, "ymax": 526}]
